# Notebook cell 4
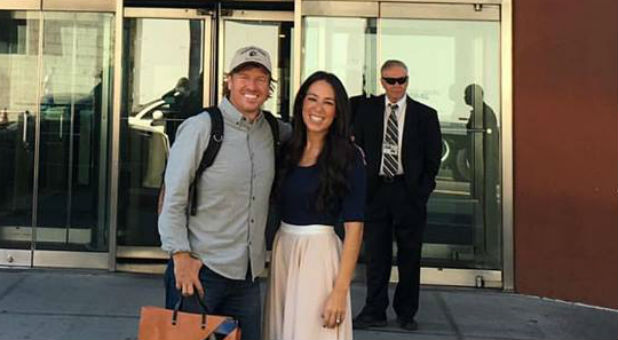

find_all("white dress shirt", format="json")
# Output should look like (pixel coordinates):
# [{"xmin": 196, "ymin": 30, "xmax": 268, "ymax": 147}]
[{"xmin": 379, "ymin": 95, "xmax": 407, "ymax": 176}]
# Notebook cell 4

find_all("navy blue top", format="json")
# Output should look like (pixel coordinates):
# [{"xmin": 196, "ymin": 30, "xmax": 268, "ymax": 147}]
[{"xmin": 279, "ymin": 149, "xmax": 366, "ymax": 226}]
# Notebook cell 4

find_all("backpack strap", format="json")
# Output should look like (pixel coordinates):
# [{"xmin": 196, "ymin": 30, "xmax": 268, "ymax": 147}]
[
  {"xmin": 187, "ymin": 108, "xmax": 278, "ymax": 217},
  {"xmin": 188, "ymin": 106, "xmax": 224, "ymax": 216},
  {"xmin": 262, "ymin": 110, "xmax": 280, "ymax": 151}
]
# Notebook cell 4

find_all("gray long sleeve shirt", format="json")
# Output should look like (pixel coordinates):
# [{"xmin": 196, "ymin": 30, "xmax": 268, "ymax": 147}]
[{"xmin": 158, "ymin": 97, "xmax": 279, "ymax": 280}]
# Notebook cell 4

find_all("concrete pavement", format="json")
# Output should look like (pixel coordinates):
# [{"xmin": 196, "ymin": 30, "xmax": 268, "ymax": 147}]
[{"xmin": 0, "ymin": 268, "xmax": 616, "ymax": 340}]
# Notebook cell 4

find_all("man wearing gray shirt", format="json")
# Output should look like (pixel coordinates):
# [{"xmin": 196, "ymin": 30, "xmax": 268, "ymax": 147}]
[{"xmin": 158, "ymin": 46, "xmax": 288, "ymax": 340}]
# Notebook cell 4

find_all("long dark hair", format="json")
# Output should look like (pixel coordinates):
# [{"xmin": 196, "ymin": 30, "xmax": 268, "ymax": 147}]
[{"xmin": 278, "ymin": 71, "xmax": 356, "ymax": 214}]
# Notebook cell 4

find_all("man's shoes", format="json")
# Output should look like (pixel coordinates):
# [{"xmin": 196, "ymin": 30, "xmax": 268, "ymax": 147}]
[
  {"xmin": 352, "ymin": 313, "xmax": 387, "ymax": 329},
  {"xmin": 397, "ymin": 317, "xmax": 418, "ymax": 331}
]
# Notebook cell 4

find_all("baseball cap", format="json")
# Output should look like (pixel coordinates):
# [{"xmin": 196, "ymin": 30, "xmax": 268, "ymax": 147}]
[{"xmin": 228, "ymin": 46, "xmax": 272, "ymax": 74}]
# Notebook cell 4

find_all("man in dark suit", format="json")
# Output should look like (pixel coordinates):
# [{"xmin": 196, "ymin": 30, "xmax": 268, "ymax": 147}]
[{"xmin": 352, "ymin": 60, "xmax": 442, "ymax": 331}]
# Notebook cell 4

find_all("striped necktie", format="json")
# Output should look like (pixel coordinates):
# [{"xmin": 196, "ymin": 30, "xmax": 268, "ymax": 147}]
[{"xmin": 382, "ymin": 103, "xmax": 399, "ymax": 177}]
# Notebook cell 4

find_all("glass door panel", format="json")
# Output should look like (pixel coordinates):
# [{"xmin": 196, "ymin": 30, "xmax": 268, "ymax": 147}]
[
  {"xmin": 0, "ymin": 10, "xmax": 113, "ymax": 264},
  {"xmin": 0, "ymin": 11, "xmax": 39, "ymax": 259},
  {"xmin": 302, "ymin": 17, "xmax": 377, "ymax": 99},
  {"xmin": 379, "ymin": 19, "xmax": 501, "ymax": 269},
  {"xmin": 36, "ymin": 12, "xmax": 114, "ymax": 252},
  {"xmin": 302, "ymin": 14, "xmax": 502, "ymax": 271},
  {"xmin": 118, "ymin": 15, "xmax": 208, "ymax": 249},
  {"xmin": 116, "ymin": 10, "xmax": 293, "ymax": 265}
]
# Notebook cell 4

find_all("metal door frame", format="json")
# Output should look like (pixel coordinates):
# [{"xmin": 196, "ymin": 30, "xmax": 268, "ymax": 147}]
[{"xmin": 294, "ymin": 0, "xmax": 513, "ymax": 290}]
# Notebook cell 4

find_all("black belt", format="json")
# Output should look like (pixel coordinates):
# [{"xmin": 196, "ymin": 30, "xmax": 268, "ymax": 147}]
[{"xmin": 379, "ymin": 175, "xmax": 404, "ymax": 183}]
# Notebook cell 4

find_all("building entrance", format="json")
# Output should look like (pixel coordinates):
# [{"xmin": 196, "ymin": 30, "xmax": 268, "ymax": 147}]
[
  {"xmin": 299, "ymin": 1, "xmax": 504, "ymax": 286},
  {"xmin": 1, "ymin": 0, "xmax": 512, "ymax": 289},
  {"xmin": 114, "ymin": 5, "xmax": 293, "ymax": 272}
]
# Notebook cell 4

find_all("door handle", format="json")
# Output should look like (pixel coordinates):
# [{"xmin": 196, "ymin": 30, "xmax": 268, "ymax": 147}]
[
  {"xmin": 22, "ymin": 111, "xmax": 28, "ymax": 143},
  {"xmin": 467, "ymin": 128, "xmax": 493, "ymax": 135}
]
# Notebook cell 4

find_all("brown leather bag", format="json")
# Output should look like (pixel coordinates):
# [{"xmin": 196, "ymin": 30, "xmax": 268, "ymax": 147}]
[{"xmin": 138, "ymin": 297, "xmax": 240, "ymax": 340}]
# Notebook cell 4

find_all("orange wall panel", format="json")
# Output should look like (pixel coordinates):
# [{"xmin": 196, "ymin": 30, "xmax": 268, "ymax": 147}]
[{"xmin": 513, "ymin": 0, "xmax": 618, "ymax": 308}]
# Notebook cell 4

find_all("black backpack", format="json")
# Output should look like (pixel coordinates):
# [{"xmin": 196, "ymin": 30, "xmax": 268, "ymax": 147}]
[{"xmin": 157, "ymin": 106, "xmax": 280, "ymax": 216}]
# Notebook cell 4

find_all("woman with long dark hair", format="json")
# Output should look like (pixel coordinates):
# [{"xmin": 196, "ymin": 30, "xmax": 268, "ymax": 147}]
[{"xmin": 264, "ymin": 71, "xmax": 366, "ymax": 340}]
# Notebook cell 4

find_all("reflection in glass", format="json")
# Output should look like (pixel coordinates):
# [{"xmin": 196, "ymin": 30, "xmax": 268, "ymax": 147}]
[
  {"xmin": 0, "ymin": 11, "xmax": 113, "ymax": 252},
  {"xmin": 302, "ymin": 16, "xmax": 502, "ymax": 270},
  {"xmin": 302, "ymin": 17, "xmax": 377, "ymax": 98},
  {"xmin": 118, "ymin": 18, "xmax": 205, "ymax": 247},
  {"xmin": 0, "ymin": 11, "xmax": 39, "ymax": 249},
  {"xmin": 379, "ymin": 19, "xmax": 501, "ymax": 269},
  {"xmin": 36, "ymin": 12, "xmax": 114, "ymax": 251}
]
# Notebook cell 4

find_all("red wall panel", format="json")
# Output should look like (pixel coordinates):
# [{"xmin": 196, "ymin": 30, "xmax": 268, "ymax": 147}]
[{"xmin": 513, "ymin": 0, "xmax": 618, "ymax": 308}]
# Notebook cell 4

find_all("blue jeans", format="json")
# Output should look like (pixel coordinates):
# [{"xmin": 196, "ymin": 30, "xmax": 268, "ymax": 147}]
[{"xmin": 165, "ymin": 260, "xmax": 261, "ymax": 340}]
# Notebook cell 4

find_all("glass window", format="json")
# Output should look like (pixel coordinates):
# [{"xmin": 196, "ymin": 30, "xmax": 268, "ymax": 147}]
[
  {"xmin": 302, "ymin": 17, "xmax": 377, "ymax": 97},
  {"xmin": 36, "ymin": 12, "xmax": 114, "ymax": 251},
  {"xmin": 0, "ymin": 11, "xmax": 114, "ymax": 253},
  {"xmin": 0, "ymin": 11, "xmax": 37, "ymax": 55},
  {"xmin": 118, "ymin": 17, "xmax": 205, "ymax": 247},
  {"xmin": 0, "ymin": 11, "xmax": 39, "ymax": 250},
  {"xmin": 379, "ymin": 18, "xmax": 501, "ymax": 269},
  {"xmin": 302, "ymin": 15, "xmax": 502, "ymax": 270}
]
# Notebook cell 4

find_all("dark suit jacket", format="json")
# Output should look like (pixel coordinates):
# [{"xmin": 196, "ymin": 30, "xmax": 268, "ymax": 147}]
[{"xmin": 353, "ymin": 94, "xmax": 442, "ymax": 206}]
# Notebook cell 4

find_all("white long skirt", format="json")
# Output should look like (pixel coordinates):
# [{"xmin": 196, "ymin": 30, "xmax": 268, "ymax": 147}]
[{"xmin": 264, "ymin": 222, "xmax": 353, "ymax": 340}]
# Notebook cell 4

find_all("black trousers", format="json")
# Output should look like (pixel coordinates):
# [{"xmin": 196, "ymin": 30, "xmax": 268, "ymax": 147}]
[
  {"xmin": 362, "ymin": 176, "xmax": 426, "ymax": 320},
  {"xmin": 165, "ymin": 261, "xmax": 261, "ymax": 340}
]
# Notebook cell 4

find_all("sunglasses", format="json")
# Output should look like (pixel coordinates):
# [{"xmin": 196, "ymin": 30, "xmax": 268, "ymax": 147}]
[{"xmin": 382, "ymin": 76, "xmax": 408, "ymax": 85}]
